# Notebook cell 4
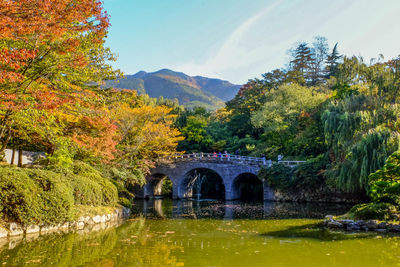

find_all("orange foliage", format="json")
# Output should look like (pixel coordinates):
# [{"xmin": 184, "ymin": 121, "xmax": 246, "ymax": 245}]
[{"xmin": 0, "ymin": 0, "xmax": 109, "ymax": 83}]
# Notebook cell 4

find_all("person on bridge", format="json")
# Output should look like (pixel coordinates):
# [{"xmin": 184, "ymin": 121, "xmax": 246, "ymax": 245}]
[
  {"xmin": 213, "ymin": 152, "xmax": 217, "ymax": 158},
  {"xmin": 218, "ymin": 152, "xmax": 222, "ymax": 159}
]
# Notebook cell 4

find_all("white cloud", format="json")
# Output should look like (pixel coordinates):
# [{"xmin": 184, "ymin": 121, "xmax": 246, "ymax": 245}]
[
  {"xmin": 173, "ymin": 0, "xmax": 283, "ymax": 83},
  {"xmin": 173, "ymin": 0, "xmax": 400, "ymax": 84}
]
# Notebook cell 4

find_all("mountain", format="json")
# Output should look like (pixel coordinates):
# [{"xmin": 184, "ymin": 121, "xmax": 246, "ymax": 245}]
[{"xmin": 106, "ymin": 69, "xmax": 241, "ymax": 110}]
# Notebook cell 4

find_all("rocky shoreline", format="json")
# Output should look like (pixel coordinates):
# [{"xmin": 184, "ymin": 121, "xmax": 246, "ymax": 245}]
[
  {"xmin": 323, "ymin": 215, "xmax": 400, "ymax": 233},
  {"xmin": 0, "ymin": 206, "xmax": 131, "ymax": 240},
  {"xmin": 273, "ymin": 188, "xmax": 365, "ymax": 203}
]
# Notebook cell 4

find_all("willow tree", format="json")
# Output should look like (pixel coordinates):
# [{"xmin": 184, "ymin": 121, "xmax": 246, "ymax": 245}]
[{"xmin": 323, "ymin": 92, "xmax": 400, "ymax": 193}]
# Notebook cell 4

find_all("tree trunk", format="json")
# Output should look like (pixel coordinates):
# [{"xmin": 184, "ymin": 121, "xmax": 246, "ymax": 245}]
[
  {"xmin": 10, "ymin": 148, "xmax": 15, "ymax": 165},
  {"xmin": 17, "ymin": 149, "xmax": 23, "ymax": 167},
  {"xmin": 0, "ymin": 126, "xmax": 12, "ymax": 161}
]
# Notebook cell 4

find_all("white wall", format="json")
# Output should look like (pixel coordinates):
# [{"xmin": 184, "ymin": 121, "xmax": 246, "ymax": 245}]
[{"xmin": 4, "ymin": 149, "xmax": 45, "ymax": 165}]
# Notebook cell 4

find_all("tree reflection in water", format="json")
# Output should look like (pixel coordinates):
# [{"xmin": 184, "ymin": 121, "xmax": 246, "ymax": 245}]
[{"xmin": 2, "ymin": 200, "xmax": 396, "ymax": 267}]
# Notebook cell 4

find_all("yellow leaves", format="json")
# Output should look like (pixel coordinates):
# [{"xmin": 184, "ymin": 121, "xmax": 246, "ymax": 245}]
[{"xmin": 111, "ymin": 102, "xmax": 183, "ymax": 166}]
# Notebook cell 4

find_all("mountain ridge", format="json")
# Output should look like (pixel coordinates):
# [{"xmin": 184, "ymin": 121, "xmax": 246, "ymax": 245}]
[{"xmin": 106, "ymin": 69, "xmax": 241, "ymax": 109}]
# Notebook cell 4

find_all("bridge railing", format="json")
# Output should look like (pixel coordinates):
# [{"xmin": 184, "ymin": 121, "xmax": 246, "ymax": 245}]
[{"xmin": 167, "ymin": 153, "xmax": 306, "ymax": 167}]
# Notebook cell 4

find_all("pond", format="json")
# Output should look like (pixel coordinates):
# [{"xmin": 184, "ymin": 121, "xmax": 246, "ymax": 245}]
[{"xmin": 1, "ymin": 199, "xmax": 400, "ymax": 266}]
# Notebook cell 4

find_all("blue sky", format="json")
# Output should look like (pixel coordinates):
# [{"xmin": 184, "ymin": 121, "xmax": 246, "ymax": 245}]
[{"xmin": 103, "ymin": 0, "xmax": 400, "ymax": 84}]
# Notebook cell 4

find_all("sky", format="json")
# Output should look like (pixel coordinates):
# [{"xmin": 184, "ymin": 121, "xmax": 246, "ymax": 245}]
[{"xmin": 103, "ymin": 0, "xmax": 400, "ymax": 84}]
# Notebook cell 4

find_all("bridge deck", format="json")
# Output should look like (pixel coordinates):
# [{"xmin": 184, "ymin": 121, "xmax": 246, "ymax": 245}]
[{"xmin": 168, "ymin": 153, "xmax": 305, "ymax": 167}]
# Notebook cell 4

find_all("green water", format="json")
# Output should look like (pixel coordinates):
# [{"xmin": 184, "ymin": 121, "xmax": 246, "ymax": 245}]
[{"xmin": 1, "ymin": 200, "xmax": 400, "ymax": 266}]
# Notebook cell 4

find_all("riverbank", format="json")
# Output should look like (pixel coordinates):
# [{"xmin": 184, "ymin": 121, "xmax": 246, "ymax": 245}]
[{"xmin": 0, "ymin": 205, "xmax": 131, "ymax": 240}]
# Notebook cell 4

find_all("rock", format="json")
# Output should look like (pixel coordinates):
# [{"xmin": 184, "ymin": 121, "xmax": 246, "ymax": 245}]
[
  {"xmin": 0, "ymin": 226, "xmax": 8, "ymax": 238},
  {"xmin": 106, "ymin": 214, "xmax": 111, "ymax": 221},
  {"xmin": 356, "ymin": 220, "xmax": 366, "ymax": 227},
  {"xmin": 101, "ymin": 215, "xmax": 107, "ymax": 223},
  {"xmin": 76, "ymin": 222, "xmax": 85, "ymax": 230},
  {"xmin": 59, "ymin": 222, "xmax": 69, "ymax": 230},
  {"xmin": 325, "ymin": 215, "xmax": 334, "ymax": 220},
  {"xmin": 92, "ymin": 224, "xmax": 101, "ymax": 232},
  {"xmin": 375, "ymin": 228, "xmax": 387, "ymax": 233},
  {"xmin": 338, "ymin": 219, "xmax": 354, "ymax": 225},
  {"xmin": 84, "ymin": 216, "xmax": 93, "ymax": 224},
  {"xmin": 40, "ymin": 225, "xmax": 58, "ymax": 234},
  {"xmin": 326, "ymin": 220, "xmax": 343, "ymax": 228},
  {"xmin": 366, "ymin": 220, "xmax": 379, "ymax": 229},
  {"xmin": 9, "ymin": 223, "xmax": 23, "ymax": 236},
  {"xmin": 25, "ymin": 232, "xmax": 40, "ymax": 241},
  {"xmin": 346, "ymin": 222, "xmax": 361, "ymax": 231},
  {"xmin": 25, "ymin": 225, "xmax": 40, "ymax": 234},
  {"xmin": 8, "ymin": 236, "xmax": 23, "ymax": 249},
  {"xmin": 378, "ymin": 222, "xmax": 387, "ymax": 229},
  {"xmin": 85, "ymin": 217, "xmax": 94, "ymax": 225},
  {"xmin": 122, "ymin": 207, "xmax": 130, "ymax": 217},
  {"xmin": 388, "ymin": 224, "xmax": 400, "ymax": 232},
  {"xmin": 92, "ymin": 215, "xmax": 102, "ymax": 224}
]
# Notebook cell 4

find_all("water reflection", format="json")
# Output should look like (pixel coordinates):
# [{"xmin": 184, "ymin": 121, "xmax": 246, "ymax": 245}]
[
  {"xmin": 1, "ymin": 200, "xmax": 400, "ymax": 267},
  {"xmin": 131, "ymin": 199, "xmax": 353, "ymax": 220}
]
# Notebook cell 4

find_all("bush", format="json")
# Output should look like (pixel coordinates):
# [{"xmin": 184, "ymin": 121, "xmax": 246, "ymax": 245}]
[
  {"xmin": 0, "ymin": 162, "xmax": 119, "ymax": 225},
  {"xmin": 259, "ymin": 163, "xmax": 294, "ymax": 191},
  {"xmin": 119, "ymin": 197, "xmax": 132, "ymax": 209},
  {"xmin": 259, "ymin": 156, "xmax": 327, "ymax": 192},
  {"xmin": 349, "ymin": 203, "xmax": 397, "ymax": 220},
  {"xmin": 0, "ymin": 167, "xmax": 74, "ymax": 225},
  {"xmin": 347, "ymin": 151, "xmax": 400, "ymax": 221},
  {"xmin": 96, "ymin": 165, "xmax": 146, "ymax": 199},
  {"xmin": 294, "ymin": 155, "xmax": 326, "ymax": 188},
  {"xmin": 49, "ymin": 161, "xmax": 118, "ymax": 207}
]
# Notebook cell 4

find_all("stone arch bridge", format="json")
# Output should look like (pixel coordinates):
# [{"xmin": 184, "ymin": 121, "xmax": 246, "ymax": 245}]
[{"xmin": 135, "ymin": 153, "xmax": 305, "ymax": 201}]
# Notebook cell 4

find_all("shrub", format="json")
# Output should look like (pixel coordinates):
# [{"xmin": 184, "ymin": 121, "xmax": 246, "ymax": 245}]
[
  {"xmin": 96, "ymin": 165, "xmax": 146, "ymax": 198},
  {"xmin": 119, "ymin": 197, "xmax": 132, "ymax": 209},
  {"xmin": 259, "ymin": 156, "xmax": 327, "ymax": 192},
  {"xmin": 347, "ymin": 151, "xmax": 400, "ymax": 220},
  {"xmin": 0, "ymin": 167, "xmax": 74, "ymax": 225},
  {"xmin": 349, "ymin": 203, "xmax": 397, "ymax": 220},
  {"xmin": 294, "ymin": 155, "xmax": 326, "ymax": 188},
  {"xmin": 48, "ymin": 161, "xmax": 118, "ymax": 206},
  {"xmin": 259, "ymin": 163, "xmax": 294, "ymax": 191},
  {"xmin": 0, "ymin": 162, "xmax": 119, "ymax": 225}
]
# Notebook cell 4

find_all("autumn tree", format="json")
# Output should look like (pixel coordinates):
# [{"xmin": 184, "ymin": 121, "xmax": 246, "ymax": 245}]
[
  {"xmin": 0, "ymin": 0, "xmax": 119, "ymax": 159},
  {"xmin": 105, "ymin": 89, "xmax": 183, "ymax": 172}
]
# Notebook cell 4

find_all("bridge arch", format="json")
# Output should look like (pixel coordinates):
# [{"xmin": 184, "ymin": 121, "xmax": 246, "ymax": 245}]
[
  {"xmin": 135, "ymin": 172, "xmax": 173, "ymax": 199},
  {"xmin": 144, "ymin": 155, "xmax": 303, "ymax": 201},
  {"xmin": 152, "ymin": 173, "xmax": 173, "ymax": 197},
  {"xmin": 178, "ymin": 168, "xmax": 226, "ymax": 199},
  {"xmin": 231, "ymin": 172, "xmax": 263, "ymax": 201}
]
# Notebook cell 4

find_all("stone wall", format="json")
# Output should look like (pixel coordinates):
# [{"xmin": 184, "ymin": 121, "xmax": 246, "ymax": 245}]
[{"xmin": 0, "ymin": 206, "xmax": 131, "ymax": 240}]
